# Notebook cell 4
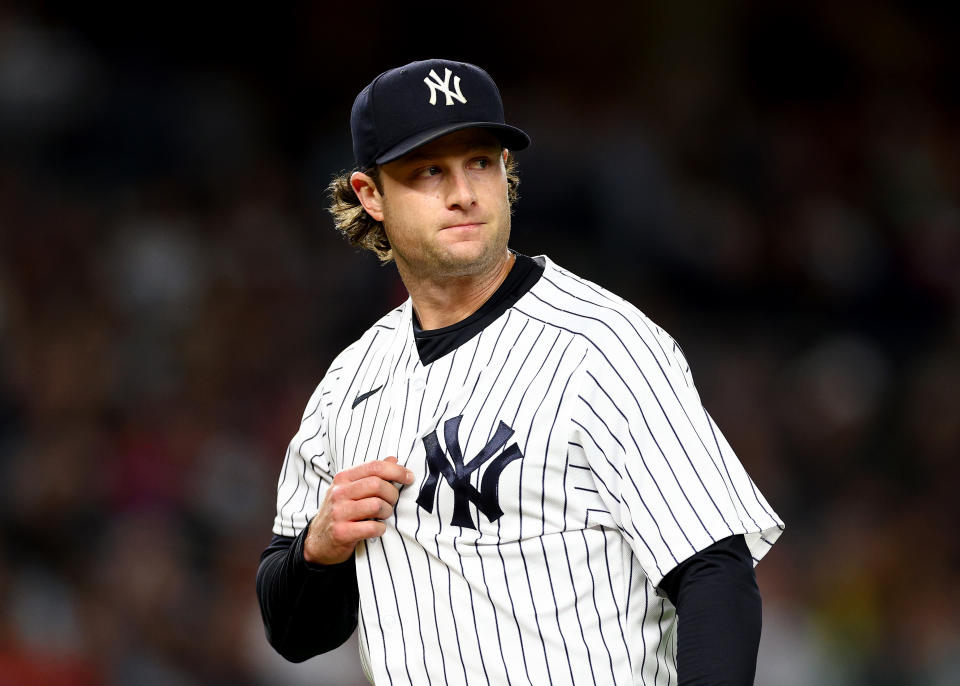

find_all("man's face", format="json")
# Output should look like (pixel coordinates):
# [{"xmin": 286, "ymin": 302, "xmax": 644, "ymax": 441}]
[{"xmin": 358, "ymin": 128, "xmax": 511, "ymax": 280}]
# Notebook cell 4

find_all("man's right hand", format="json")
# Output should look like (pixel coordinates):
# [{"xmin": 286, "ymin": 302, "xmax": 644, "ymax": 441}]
[{"xmin": 303, "ymin": 457, "xmax": 415, "ymax": 566}]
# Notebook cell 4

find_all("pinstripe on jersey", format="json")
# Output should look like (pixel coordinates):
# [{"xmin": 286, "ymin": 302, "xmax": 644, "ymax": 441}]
[{"xmin": 273, "ymin": 255, "xmax": 784, "ymax": 685}]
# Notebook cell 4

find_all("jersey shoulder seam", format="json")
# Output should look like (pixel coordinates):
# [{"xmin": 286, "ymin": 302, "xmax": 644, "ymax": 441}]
[
  {"xmin": 534, "ymin": 258, "xmax": 684, "ymax": 376},
  {"xmin": 331, "ymin": 302, "xmax": 407, "ymax": 376}
]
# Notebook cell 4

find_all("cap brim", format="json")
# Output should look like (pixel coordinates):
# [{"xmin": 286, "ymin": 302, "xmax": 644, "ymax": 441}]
[{"xmin": 375, "ymin": 122, "xmax": 531, "ymax": 166}]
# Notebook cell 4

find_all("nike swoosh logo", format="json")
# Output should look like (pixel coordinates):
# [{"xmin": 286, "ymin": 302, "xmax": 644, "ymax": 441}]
[{"xmin": 352, "ymin": 385, "xmax": 384, "ymax": 409}]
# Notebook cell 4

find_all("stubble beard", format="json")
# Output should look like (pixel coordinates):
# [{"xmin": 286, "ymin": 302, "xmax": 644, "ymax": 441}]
[{"xmin": 394, "ymin": 216, "xmax": 512, "ymax": 282}]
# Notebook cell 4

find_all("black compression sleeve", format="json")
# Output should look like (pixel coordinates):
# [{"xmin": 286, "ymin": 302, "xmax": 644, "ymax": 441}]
[
  {"xmin": 659, "ymin": 535, "xmax": 762, "ymax": 686},
  {"xmin": 255, "ymin": 526, "xmax": 359, "ymax": 662}
]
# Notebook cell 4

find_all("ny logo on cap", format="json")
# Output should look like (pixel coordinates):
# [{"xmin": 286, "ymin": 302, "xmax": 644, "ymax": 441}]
[
  {"xmin": 424, "ymin": 68, "xmax": 467, "ymax": 106},
  {"xmin": 416, "ymin": 415, "xmax": 522, "ymax": 529}
]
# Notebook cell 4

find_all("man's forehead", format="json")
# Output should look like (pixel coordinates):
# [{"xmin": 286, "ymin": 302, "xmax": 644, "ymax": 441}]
[{"xmin": 399, "ymin": 129, "xmax": 502, "ymax": 162}]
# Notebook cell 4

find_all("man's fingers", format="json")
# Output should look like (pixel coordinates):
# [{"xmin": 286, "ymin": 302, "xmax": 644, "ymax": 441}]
[
  {"xmin": 355, "ymin": 519, "xmax": 388, "ymax": 540},
  {"xmin": 307, "ymin": 490, "xmax": 392, "ymax": 564},
  {"xmin": 312, "ymin": 458, "xmax": 412, "ymax": 564},
  {"xmin": 327, "ymin": 478, "xmax": 397, "ymax": 509},
  {"xmin": 358, "ymin": 496, "xmax": 394, "ymax": 520},
  {"xmin": 336, "ymin": 475, "xmax": 401, "ymax": 505},
  {"xmin": 331, "ymin": 519, "xmax": 387, "ymax": 545},
  {"xmin": 334, "ymin": 497, "xmax": 394, "ymax": 522},
  {"xmin": 338, "ymin": 458, "xmax": 414, "ymax": 485}
]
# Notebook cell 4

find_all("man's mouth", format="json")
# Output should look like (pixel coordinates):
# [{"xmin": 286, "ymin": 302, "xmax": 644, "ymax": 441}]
[{"xmin": 441, "ymin": 222, "xmax": 484, "ymax": 230}]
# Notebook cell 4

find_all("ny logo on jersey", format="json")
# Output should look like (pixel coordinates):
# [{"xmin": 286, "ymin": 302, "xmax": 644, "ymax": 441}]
[
  {"xmin": 416, "ymin": 415, "xmax": 522, "ymax": 529},
  {"xmin": 424, "ymin": 68, "xmax": 467, "ymax": 106}
]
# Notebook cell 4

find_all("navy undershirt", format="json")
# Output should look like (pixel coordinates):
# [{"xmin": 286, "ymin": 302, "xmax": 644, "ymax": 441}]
[
  {"xmin": 412, "ymin": 251, "xmax": 544, "ymax": 365},
  {"xmin": 257, "ymin": 532, "xmax": 761, "ymax": 683},
  {"xmin": 256, "ymin": 252, "xmax": 762, "ymax": 682}
]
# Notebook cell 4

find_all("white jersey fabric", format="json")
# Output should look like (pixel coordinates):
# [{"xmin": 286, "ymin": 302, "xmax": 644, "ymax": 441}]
[{"xmin": 272, "ymin": 255, "xmax": 784, "ymax": 686}]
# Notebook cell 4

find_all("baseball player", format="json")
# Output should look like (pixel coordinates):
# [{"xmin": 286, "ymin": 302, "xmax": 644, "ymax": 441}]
[{"xmin": 256, "ymin": 59, "xmax": 783, "ymax": 685}]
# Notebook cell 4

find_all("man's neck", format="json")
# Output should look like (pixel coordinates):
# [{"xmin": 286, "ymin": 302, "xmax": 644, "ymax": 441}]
[{"xmin": 401, "ymin": 251, "xmax": 516, "ymax": 330}]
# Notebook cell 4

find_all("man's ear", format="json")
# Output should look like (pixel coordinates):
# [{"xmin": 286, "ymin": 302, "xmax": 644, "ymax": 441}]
[{"xmin": 351, "ymin": 171, "xmax": 384, "ymax": 221}]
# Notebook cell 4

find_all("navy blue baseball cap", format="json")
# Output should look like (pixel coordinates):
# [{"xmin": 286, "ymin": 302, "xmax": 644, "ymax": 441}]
[{"xmin": 350, "ymin": 59, "xmax": 531, "ymax": 170}]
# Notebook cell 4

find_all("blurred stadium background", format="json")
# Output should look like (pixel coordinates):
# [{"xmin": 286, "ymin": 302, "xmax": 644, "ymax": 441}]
[{"xmin": 1, "ymin": 1, "xmax": 958, "ymax": 684}]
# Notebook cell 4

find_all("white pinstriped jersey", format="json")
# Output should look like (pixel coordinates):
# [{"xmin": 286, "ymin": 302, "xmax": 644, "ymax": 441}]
[{"xmin": 273, "ymin": 255, "xmax": 784, "ymax": 685}]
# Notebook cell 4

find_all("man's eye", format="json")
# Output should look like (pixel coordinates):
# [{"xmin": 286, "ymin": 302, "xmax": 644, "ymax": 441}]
[
  {"xmin": 420, "ymin": 166, "xmax": 441, "ymax": 177},
  {"xmin": 472, "ymin": 157, "xmax": 490, "ymax": 169}
]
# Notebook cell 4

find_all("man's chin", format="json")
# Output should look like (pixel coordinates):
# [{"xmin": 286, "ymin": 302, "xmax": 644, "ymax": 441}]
[{"xmin": 433, "ymin": 242, "xmax": 502, "ymax": 277}]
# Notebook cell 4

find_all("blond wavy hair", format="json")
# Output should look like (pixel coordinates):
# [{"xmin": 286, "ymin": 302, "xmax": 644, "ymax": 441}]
[{"xmin": 327, "ymin": 151, "xmax": 520, "ymax": 263}]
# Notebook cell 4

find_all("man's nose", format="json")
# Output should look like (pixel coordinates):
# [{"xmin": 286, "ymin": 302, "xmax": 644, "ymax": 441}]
[{"xmin": 445, "ymin": 169, "xmax": 477, "ymax": 209}]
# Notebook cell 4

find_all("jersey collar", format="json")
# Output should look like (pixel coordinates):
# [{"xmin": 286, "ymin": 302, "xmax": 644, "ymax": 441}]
[{"xmin": 410, "ymin": 252, "xmax": 545, "ymax": 366}]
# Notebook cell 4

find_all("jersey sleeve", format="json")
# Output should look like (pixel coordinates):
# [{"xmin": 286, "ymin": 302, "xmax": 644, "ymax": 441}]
[
  {"xmin": 570, "ymin": 328, "xmax": 784, "ymax": 590},
  {"xmin": 272, "ymin": 360, "xmax": 344, "ymax": 537}
]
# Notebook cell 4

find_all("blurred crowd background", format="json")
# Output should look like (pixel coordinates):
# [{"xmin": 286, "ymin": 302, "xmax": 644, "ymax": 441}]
[{"xmin": 1, "ymin": 1, "xmax": 958, "ymax": 684}]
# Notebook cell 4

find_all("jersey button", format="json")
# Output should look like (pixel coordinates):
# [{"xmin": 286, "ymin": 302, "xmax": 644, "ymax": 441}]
[
  {"xmin": 383, "ymin": 614, "xmax": 397, "ymax": 628},
  {"xmin": 412, "ymin": 378, "xmax": 425, "ymax": 392}
]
